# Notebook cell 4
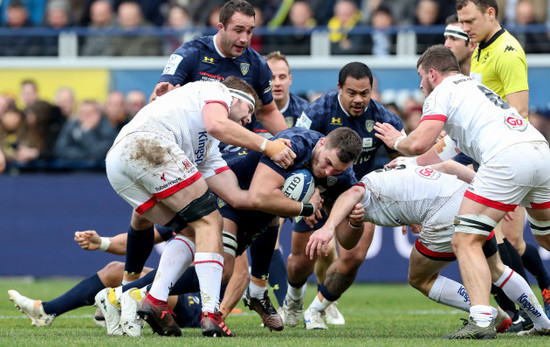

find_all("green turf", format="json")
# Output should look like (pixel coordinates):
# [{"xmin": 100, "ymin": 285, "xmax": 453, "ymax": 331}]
[{"xmin": 0, "ymin": 278, "xmax": 548, "ymax": 346}]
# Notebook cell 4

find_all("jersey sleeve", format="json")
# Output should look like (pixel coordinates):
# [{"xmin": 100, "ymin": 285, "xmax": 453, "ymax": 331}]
[
  {"xmin": 158, "ymin": 47, "xmax": 196, "ymax": 85},
  {"xmin": 295, "ymin": 100, "xmax": 323, "ymax": 131},
  {"xmin": 494, "ymin": 50, "xmax": 529, "ymax": 97},
  {"xmin": 256, "ymin": 59, "xmax": 274, "ymax": 106},
  {"xmin": 421, "ymin": 87, "xmax": 449, "ymax": 123},
  {"xmin": 199, "ymin": 82, "xmax": 232, "ymax": 112}
]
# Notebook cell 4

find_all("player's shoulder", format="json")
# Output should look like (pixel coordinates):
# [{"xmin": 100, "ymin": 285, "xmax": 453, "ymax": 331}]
[
  {"xmin": 173, "ymin": 36, "xmax": 212, "ymax": 58},
  {"xmin": 290, "ymin": 93, "xmax": 310, "ymax": 109},
  {"xmin": 306, "ymin": 91, "xmax": 338, "ymax": 113},
  {"xmin": 369, "ymin": 99, "xmax": 401, "ymax": 121},
  {"xmin": 494, "ymin": 30, "xmax": 526, "ymax": 59}
]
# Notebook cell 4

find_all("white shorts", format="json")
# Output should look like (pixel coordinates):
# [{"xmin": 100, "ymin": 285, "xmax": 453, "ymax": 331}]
[
  {"xmin": 106, "ymin": 132, "xmax": 227, "ymax": 214},
  {"xmin": 467, "ymin": 141, "xmax": 550, "ymax": 211},
  {"xmin": 416, "ymin": 187, "xmax": 465, "ymax": 257}
]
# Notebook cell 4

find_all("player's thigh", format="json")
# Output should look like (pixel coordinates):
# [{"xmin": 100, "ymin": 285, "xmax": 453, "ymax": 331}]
[{"xmin": 408, "ymin": 247, "xmax": 452, "ymax": 285}]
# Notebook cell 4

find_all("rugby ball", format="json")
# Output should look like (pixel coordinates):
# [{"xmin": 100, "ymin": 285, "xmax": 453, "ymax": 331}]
[{"xmin": 281, "ymin": 169, "xmax": 315, "ymax": 203}]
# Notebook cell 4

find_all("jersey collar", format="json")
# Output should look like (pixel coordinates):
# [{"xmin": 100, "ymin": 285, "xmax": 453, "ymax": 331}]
[
  {"xmin": 279, "ymin": 96, "xmax": 291, "ymax": 113},
  {"xmin": 478, "ymin": 27, "xmax": 505, "ymax": 51},
  {"xmin": 212, "ymin": 34, "xmax": 236, "ymax": 59}
]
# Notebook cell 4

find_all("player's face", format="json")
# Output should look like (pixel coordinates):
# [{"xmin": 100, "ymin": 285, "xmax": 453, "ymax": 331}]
[
  {"xmin": 457, "ymin": 2, "xmax": 492, "ymax": 43},
  {"xmin": 217, "ymin": 12, "xmax": 255, "ymax": 58},
  {"xmin": 267, "ymin": 59, "xmax": 291, "ymax": 104},
  {"xmin": 229, "ymin": 97, "xmax": 254, "ymax": 126},
  {"xmin": 444, "ymin": 35, "xmax": 470, "ymax": 66},
  {"xmin": 312, "ymin": 139, "xmax": 352, "ymax": 178},
  {"xmin": 338, "ymin": 77, "xmax": 371, "ymax": 117},
  {"xmin": 417, "ymin": 65, "xmax": 435, "ymax": 98}
]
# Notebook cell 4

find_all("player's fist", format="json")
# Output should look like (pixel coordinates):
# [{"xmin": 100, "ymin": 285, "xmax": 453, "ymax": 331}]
[
  {"xmin": 74, "ymin": 230, "xmax": 101, "ymax": 251},
  {"xmin": 264, "ymin": 138, "xmax": 296, "ymax": 169}
]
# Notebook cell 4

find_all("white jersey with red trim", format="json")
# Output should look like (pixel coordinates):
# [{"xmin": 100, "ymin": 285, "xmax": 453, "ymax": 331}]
[
  {"xmin": 359, "ymin": 164, "xmax": 467, "ymax": 228},
  {"xmin": 114, "ymin": 81, "xmax": 232, "ymax": 167},
  {"xmin": 421, "ymin": 74, "xmax": 546, "ymax": 164}
]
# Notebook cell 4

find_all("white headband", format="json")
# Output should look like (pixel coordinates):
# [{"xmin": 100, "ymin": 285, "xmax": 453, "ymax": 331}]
[
  {"xmin": 228, "ymin": 88, "xmax": 255, "ymax": 109},
  {"xmin": 444, "ymin": 24, "xmax": 469, "ymax": 42}
]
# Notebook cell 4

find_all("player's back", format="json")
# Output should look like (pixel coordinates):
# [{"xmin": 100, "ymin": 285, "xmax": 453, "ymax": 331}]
[{"xmin": 360, "ymin": 165, "xmax": 467, "ymax": 227}]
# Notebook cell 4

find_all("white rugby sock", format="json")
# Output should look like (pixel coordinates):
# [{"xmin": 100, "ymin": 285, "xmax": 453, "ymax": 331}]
[
  {"xmin": 287, "ymin": 282, "xmax": 306, "ymax": 300},
  {"xmin": 195, "ymin": 252, "xmax": 224, "ymax": 313},
  {"xmin": 470, "ymin": 305, "xmax": 493, "ymax": 327},
  {"xmin": 248, "ymin": 281, "xmax": 267, "ymax": 299},
  {"xmin": 494, "ymin": 265, "xmax": 550, "ymax": 329},
  {"xmin": 428, "ymin": 275, "xmax": 470, "ymax": 312},
  {"xmin": 148, "ymin": 236, "xmax": 195, "ymax": 301},
  {"xmin": 310, "ymin": 293, "xmax": 332, "ymax": 311}
]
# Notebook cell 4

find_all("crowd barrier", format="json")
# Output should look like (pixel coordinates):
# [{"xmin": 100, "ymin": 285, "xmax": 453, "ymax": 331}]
[{"xmin": 1, "ymin": 173, "xmax": 548, "ymax": 283}]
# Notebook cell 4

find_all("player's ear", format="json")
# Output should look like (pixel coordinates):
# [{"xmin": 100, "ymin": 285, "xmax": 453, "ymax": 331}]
[{"xmin": 217, "ymin": 22, "xmax": 224, "ymax": 32}]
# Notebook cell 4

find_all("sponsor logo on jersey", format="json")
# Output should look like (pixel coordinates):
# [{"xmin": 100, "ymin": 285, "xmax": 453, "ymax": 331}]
[
  {"xmin": 264, "ymin": 79, "xmax": 273, "ymax": 94},
  {"xmin": 195, "ymin": 131, "xmax": 209, "ymax": 165},
  {"xmin": 365, "ymin": 120, "xmax": 375, "ymax": 132},
  {"xmin": 162, "ymin": 54, "xmax": 183, "ymax": 75},
  {"xmin": 330, "ymin": 117, "xmax": 342, "ymax": 125},
  {"xmin": 362, "ymin": 138, "xmax": 373, "ymax": 148},
  {"xmin": 160, "ymin": 173, "xmax": 166, "ymax": 181},
  {"xmin": 217, "ymin": 197, "xmax": 227, "ymax": 208},
  {"xmin": 240, "ymin": 63, "xmax": 250, "ymax": 75},
  {"xmin": 504, "ymin": 114, "xmax": 527, "ymax": 131},
  {"xmin": 504, "ymin": 45, "xmax": 515, "ymax": 52},
  {"xmin": 295, "ymin": 113, "xmax": 312, "ymax": 128},
  {"xmin": 199, "ymin": 71, "xmax": 224, "ymax": 82},
  {"xmin": 327, "ymin": 176, "xmax": 337, "ymax": 186},
  {"xmin": 182, "ymin": 159, "xmax": 193, "ymax": 171},
  {"xmin": 202, "ymin": 56, "xmax": 214, "ymax": 64},
  {"xmin": 285, "ymin": 116, "xmax": 295, "ymax": 127},
  {"xmin": 238, "ymin": 150, "xmax": 248, "ymax": 156},
  {"xmin": 481, "ymin": 51, "xmax": 489, "ymax": 64},
  {"xmin": 415, "ymin": 166, "xmax": 441, "ymax": 180}
]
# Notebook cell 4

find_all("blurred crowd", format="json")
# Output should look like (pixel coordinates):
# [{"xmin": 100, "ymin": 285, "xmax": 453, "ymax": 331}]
[
  {"xmin": 0, "ymin": 0, "xmax": 549, "ymax": 56},
  {"xmin": 2, "ymin": 76, "xmax": 550, "ymax": 175}
]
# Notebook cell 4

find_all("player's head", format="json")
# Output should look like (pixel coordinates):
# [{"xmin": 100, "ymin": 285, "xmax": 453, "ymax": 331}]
[
  {"xmin": 416, "ymin": 45, "xmax": 460, "ymax": 97},
  {"xmin": 456, "ymin": 0, "xmax": 499, "ymax": 44},
  {"xmin": 337, "ymin": 62, "xmax": 373, "ymax": 117},
  {"xmin": 266, "ymin": 51, "xmax": 292, "ymax": 107},
  {"xmin": 312, "ymin": 127, "xmax": 362, "ymax": 178},
  {"xmin": 443, "ymin": 14, "xmax": 476, "ymax": 70},
  {"xmin": 223, "ymin": 76, "xmax": 260, "ymax": 126},
  {"xmin": 217, "ymin": 0, "xmax": 255, "ymax": 58}
]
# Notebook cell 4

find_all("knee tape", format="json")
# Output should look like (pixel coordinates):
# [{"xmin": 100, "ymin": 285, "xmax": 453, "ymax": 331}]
[
  {"xmin": 222, "ymin": 231, "xmax": 237, "ymax": 257},
  {"xmin": 454, "ymin": 214, "xmax": 497, "ymax": 236},
  {"xmin": 482, "ymin": 232, "xmax": 498, "ymax": 258},
  {"xmin": 177, "ymin": 190, "xmax": 217, "ymax": 223},
  {"xmin": 527, "ymin": 215, "xmax": 550, "ymax": 235}
]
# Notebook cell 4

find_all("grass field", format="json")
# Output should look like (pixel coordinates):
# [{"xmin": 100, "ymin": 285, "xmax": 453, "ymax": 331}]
[{"xmin": 0, "ymin": 278, "xmax": 548, "ymax": 346}]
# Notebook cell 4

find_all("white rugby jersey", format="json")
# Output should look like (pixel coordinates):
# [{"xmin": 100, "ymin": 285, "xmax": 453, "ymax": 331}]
[
  {"xmin": 421, "ymin": 74, "xmax": 546, "ymax": 164},
  {"xmin": 359, "ymin": 165, "xmax": 467, "ymax": 227},
  {"xmin": 114, "ymin": 81, "xmax": 232, "ymax": 166}
]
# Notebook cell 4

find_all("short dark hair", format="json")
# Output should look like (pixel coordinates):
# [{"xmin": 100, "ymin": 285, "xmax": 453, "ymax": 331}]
[
  {"xmin": 338, "ymin": 62, "xmax": 373, "ymax": 87},
  {"xmin": 417, "ymin": 45, "xmax": 460, "ymax": 75},
  {"xmin": 222, "ymin": 76, "xmax": 261, "ymax": 112},
  {"xmin": 456, "ymin": 0, "xmax": 498, "ymax": 18},
  {"xmin": 325, "ymin": 127, "xmax": 362, "ymax": 163},
  {"xmin": 445, "ymin": 14, "xmax": 459, "ymax": 24},
  {"xmin": 219, "ymin": 0, "xmax": 255, "ymax": 27}
]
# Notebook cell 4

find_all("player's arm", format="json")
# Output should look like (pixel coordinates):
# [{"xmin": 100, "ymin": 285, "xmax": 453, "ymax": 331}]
[
  {"xmin": 306, "ymin": 184, "xmax": 366, "ymax": 258},
  {"xmin": 202, "ymin": 102, "xmax": 295, "ymax": 168},
  {"xmin": 205, "ymin": 169, "xmax": 249, "ymax": 209},
  {"xmin": 248, "ymin": 162, "xmax": 320, "ymax": 217},
  {"xmin": 374, "ymin": 119, "xmax": 444, "ymax": 156},
  {"xmin": 429, "ymin": 160, "xmax": 476, "ymax": 184},
  {"xmin": 506, "ymin": 90, "xmax": 529, "ymax": 119},
  {"xmin": 256, "ymin": 100, "xmax": 289, "ymax": 135},
  {"xmin": 74, "ymin": 228, "xmax": 166, "ymax": 255}
]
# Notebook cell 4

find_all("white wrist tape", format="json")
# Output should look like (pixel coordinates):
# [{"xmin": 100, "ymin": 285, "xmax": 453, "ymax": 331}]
[
  {"xmin": 260, "ymin": 138, "xmax": 268, "ymax": 153},
  {"xmin": 435, "ymin": 135, "xmax": 458, "ymax": 161},
  {"xmin": 99, "ymin": 237, "xmax": 111, "ymax": 251},
  {"xmin": 393, "ymin": 135, "xmax": 407, "ymax": 151}
]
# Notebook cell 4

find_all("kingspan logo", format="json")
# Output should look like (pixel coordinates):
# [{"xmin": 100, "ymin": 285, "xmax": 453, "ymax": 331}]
[
  {"xmin": 195, "ymin": 131, "xmax": 209, "ymax": 165},
  {"xmin": 517, "ymin": 293, "xmax": 542, "ymax": 317}
]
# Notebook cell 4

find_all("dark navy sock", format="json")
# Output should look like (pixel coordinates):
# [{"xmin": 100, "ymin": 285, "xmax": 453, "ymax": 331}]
[
  {"xmin": 522, "ymin": 242, "xmax": 550, "ymax": 290},
  {"xmin": 268, "ymin": 248, "xmax": 288, "ymax": 307},
  {"xmin": 122, "ymin": 269, "xmax": 156, "ymax": 292},
  {"xmin": 250, "ymin": 225, "xmax": 278, "ymax": 280},
  {"xmin": 167, "ymin": 266, "xmax": 200, "ymax": 295},
  {"xmin": 319, "ymin": 282, "xmax": 340, "ymax": 302},
  {"xmin": 503, "ymin": 238, "xmax": 528, "ymax": 280},
  {"xmin": 124, "ymin": 225, "xmax": 154, "ymax": 276},
  {"xmin": 42, "ymin": 274, "xmax": 104, "ymax": 316}
]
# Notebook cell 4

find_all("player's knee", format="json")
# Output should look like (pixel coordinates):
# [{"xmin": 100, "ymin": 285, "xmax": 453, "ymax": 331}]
[
  {"xmin": 452, "ymin": 214, "xmax": 497, "ymax": 250},
  {"xmin": 177, "ymin": 190, "xmax": 217, "ymax": 223},
  {"xmin": 339, "ymin": 250, "xmax": 366, "ymax": 273},
  {"xmin": 99, "ymin": 261, "xmax": 125, "ymax": 286}
]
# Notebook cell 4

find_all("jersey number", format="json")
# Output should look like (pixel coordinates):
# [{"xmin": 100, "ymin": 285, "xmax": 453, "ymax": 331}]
[{"xmin": 477, "ymin": 85, "xmax": 510, "ymax": 110}]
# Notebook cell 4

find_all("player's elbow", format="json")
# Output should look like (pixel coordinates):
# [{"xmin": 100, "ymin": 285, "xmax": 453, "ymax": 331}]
[{"xmin": 409, "ymin": 141, "xmax": 433, "ymax": 155}]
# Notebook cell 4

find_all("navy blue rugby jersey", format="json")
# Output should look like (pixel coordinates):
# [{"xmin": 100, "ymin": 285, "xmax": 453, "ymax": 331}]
[
  {"xmin": 295, "ymin": 91, "xmax": 404, "ymax": 178},
  {"xmin": 222, "ymin": 127, "xmax": 357, "ymax": 200},
  {"xmin": 159, "ymin": 35, "xmax": 274, "ymax": 106},
  {"xmin": 248, "ymin": 92, "xmax": 310, "ymax": 138}
]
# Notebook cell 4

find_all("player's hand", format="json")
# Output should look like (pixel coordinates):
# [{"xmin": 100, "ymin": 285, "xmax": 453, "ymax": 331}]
[
  {"xmin": 373, "ymin": 122, "xmax": 403, "ymax": 149},
  {"xmin": 347, "ymin": 203, "xmax": 364, "ymax": 223},
  {"xmin": 74, "ymin": 230, "xmax": 101, "ymax": 251},
  {"xmin": 264, "ymin": 138, "xmax": 296, "ymax": 169},
  {"xmin": 503, "ymin": 211, "xmax": 514, "ymax": 222},
  {"xmin": 304, "ymin": 189, "xmax": 323, "ymax": 228},
  {"xmin": 401, "ymin": 224, "xmax": 422, "ymax": 235},
  {"xmin": 152, "ymin": 82, "xmax": 179, "ymax": 100},
  {"xmin": 306, "ymin": 227, "xmax": 335, "ymax": 259}
]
